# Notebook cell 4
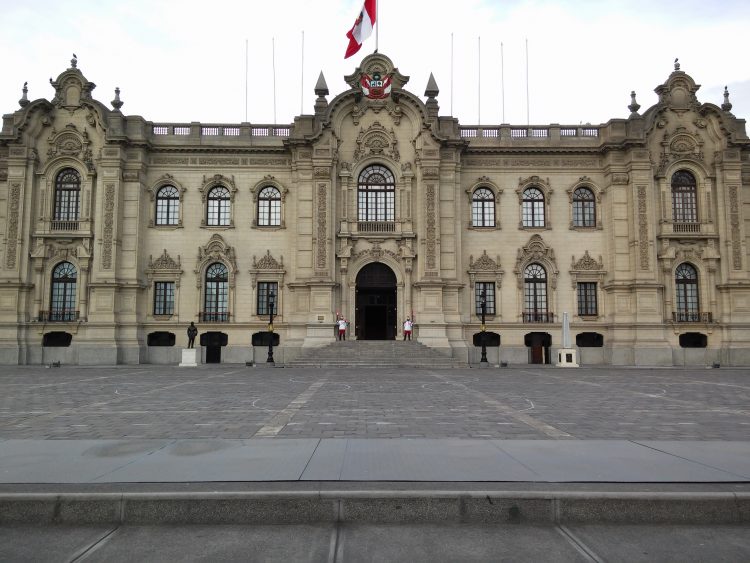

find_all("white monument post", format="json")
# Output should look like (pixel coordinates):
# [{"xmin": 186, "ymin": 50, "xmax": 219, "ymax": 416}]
[
  {"xmin": 556, "ymin": 311, "xmax": 579, "ymax": 367},
  {"xmin": 179, "ymin": 348, "xmax": 199, "ymax": 367}
]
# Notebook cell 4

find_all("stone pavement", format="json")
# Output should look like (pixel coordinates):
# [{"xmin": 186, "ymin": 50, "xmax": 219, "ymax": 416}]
[
  {"xmin": 1, "ymin": 364, "xmax": 749, "ymax": 440},
  {"xmin": 1, "ymin": 364, "xmax": 749, "ymax": 561}
]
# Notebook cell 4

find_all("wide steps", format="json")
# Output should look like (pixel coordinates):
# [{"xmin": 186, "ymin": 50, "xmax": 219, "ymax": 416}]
[{"xmin": 285, "ymin": 340, "xmax": 466, "ymax": 369}]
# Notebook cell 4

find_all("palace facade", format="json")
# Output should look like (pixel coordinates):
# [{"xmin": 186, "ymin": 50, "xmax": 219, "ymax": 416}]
[{"xmin": 1, "ymin": 53, "xmax": 749, "ymax": 366}]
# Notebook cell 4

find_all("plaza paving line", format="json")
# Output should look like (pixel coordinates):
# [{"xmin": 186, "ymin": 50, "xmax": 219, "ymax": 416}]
[
  {"xmin": 521, "ymin": 369, "xmax": 750, "ymax": 418},
  {"xmin": 253, "ymin": 378, "xmax": 328, "ymax": 437},
  {"xmin": 427, "ymin": 371, "xmax": 574, "ymax": 439}
]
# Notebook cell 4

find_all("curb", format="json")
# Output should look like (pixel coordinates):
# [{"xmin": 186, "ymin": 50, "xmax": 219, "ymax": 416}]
[{"xmin": 1, "ymin": 490, "xmax": 748, "ymax": 525}]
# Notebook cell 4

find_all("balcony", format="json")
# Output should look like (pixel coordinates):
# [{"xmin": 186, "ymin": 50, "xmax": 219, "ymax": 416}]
[
  {"xmin": 199, "ymin": 312, "xmax": 230, "ymax": 323},
  {"xmin": 357, "ymin": 221, "xmax": 396, "ymax": 233},
  {"xmin": 522, "ymin": 312, "xmax": 555, "ymax": 323},
  {"xmin": 672, "ymin": 311, "xmax": 713, "ymax": 323},
  {"xmin": 38, "ymin": 310, "xmax": 79, "ymax": 322}
]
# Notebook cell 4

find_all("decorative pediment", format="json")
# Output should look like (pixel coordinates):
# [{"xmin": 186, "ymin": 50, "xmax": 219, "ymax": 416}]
[
  {"xmin": 253, "ymin": 250, "xmax": 284, "ymax": 270},
  {"xmin": 470, "ymin": 251, "xmax": 499, "ymax": 271},
  {"xmin": 468, "ymin": 250, "xmax": 504, "ymax": 288},
  {"xmin": 197, "ymin": 234, "xmax": 237, "ymax": 272},
  {"xmin": 198, "ymin": 174, "xmax": 237, "ymax": 202},
  {"xmin": 515, "ymin": 235, "xmax": 559, "ymax": 289},
  {"xmin": 654, "ymin": 64, "xmax": 701, "ymax": 113},
  {"xmin": 656, "ymin": 127, "xmax": 706, "ymax": 177},
  {"xmin": 49, "ymin": 56, "xmax": 97, "ymax": 110},
  {"xmin": 149, "ymin": 249, "xmax": 181, "ymax": 270},
  {"xmin": 46, "ymin": 124, "xmax": 92, "ymax": 169},
  {"xmin": 248, "ymin": 250, "xmax": 286, "ymax": 289},
  {"xmin": 571, "ymin": 251, "xmax": 603, "ymax": 271},
  {"xmin": 353, "ymin": 121, "xmax": 400, "ymax": 163}
]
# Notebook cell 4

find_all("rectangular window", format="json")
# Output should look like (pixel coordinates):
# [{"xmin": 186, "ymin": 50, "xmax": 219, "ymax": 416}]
[
  {"xmin": 577, "ymin": 282, "xmax": 598, "ymax": 316},
  {"xmin": 154, "ymin": 282, "xmax": 175, "ymax": 315},
  {"xmin": 474, "ymin": 282, "xmax": 496, "ymax": 315},
  {"xmin": 257, "ymin": 282, "xmax": 278, "ymax": 315}
]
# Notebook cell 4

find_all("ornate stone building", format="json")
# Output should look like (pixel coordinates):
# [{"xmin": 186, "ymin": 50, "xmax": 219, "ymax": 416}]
[{"xmin": 1, "ymin": 54, "xmax": 748, "ymax": 365}]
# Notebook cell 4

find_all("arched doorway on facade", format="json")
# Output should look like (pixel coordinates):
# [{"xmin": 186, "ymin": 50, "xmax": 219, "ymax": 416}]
[
  {"xmin": 525, "ymin": 332, "xmax": 551, "ymax": 364},
  {"xmin": 355, "ymin": 262, "xmax": 397, "ymax": 340}
]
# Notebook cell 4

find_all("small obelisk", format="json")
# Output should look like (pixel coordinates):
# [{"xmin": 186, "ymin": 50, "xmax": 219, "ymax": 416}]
[{"xmin": 556, "ymin": 311, "xmax": 579, "ymax": 367}]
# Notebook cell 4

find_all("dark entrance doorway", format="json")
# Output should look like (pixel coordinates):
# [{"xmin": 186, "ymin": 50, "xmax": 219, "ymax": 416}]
[
  {"xmin": 525, "ymin": 332, "xmax": 551, "ymax": 364},
  {"xmin": 200, "ymin": 331, "xmax": 228, "ymax": 364},
  {"xmin": 355, "ymin": 263, "xmax": 397, "ymax": 340}
]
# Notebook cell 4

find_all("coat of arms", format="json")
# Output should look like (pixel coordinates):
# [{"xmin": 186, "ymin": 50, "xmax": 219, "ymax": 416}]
[{"xmin": 360, "ymin": 71, "xmax": 392, "ymax": 99}]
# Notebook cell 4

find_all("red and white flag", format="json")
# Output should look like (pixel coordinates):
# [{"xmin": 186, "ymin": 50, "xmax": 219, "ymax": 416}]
[{"xmin": 345, "ymin": 0, "xmax": 376, "ymax": 59}]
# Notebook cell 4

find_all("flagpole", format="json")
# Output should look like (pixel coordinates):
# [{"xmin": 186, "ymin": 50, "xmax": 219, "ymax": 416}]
[
  {"xmin": 525, "ymin": 37, "xmax": 530, "ymax": 126},
  {"xmin": 478, "ymin": 36, "xmax": 481, "ymax": 125},
  {"xmin": 272, "ymin": 37, "xmax": 277, "ymax": 125},
  {"xmin": 450, "ymin": 32, "xmax": 454, "ymax": 115},
  {"xmin": 245, "ymin": 39, "xmax": 248, "ymax": 122},
  {"xmin": 375, "ymin": 0, "xmax": 379, "ymax": 52},
  {"xmin": 501, "ymin": 41, "xmax": 505, "ymax": 123},
  {"xmin": 301, "ymin": 31, "xmax": 305, "ymax": 115}
]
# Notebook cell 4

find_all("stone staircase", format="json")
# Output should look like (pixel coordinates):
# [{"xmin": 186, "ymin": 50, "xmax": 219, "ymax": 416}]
[{"xmin": 284, "ymin": 340, "xmax": 467, "ymax": 369}]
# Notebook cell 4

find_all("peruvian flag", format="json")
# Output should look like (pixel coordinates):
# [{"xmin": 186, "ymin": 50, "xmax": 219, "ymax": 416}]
[{"xmin": 345, "ymin": 0, "xmax": 376, "ymax": 59}]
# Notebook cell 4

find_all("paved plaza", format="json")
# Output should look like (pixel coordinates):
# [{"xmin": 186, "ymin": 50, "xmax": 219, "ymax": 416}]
[{"xmin": 1, "ymin": 365, "xmax": 749, "ymax": 441}]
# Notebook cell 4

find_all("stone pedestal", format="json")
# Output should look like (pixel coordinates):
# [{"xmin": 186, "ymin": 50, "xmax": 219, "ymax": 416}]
[
  {"xmin": 179, "ymin": 348, "xmax": 199, "ymax": 367},
  {"xmin": 556, "ymin": 348, "xmax": 579, "ymax": 367}
]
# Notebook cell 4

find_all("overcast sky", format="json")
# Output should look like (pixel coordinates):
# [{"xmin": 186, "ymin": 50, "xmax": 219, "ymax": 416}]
[{"xmin": 2, "ymin": 0, "xmax": 749, "ymax": 127}]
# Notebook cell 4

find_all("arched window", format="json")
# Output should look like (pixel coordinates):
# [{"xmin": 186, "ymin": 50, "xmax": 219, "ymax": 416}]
[
  {"xmin": 672, "ymin": 170, "xmax": 697, "ymax": 223},
  {"xmin": 258, "ymin": 186, "xmax": 281, "ymax": 226},
  {"xmin": 523, "ymin": 263, "xmax": 549, "ymax": 322},
  {"xmin": 207, "ymin": 186, "xmax": 231, "ymax": 226},
  {"xmin": 472, "ymin": 187, "xmax": 495, "ymax": 227},
  {"xmin": 675, "ymin": 263, "xmax": 699, "ymax": 322},
  {"xmin": 203, "ymin": 263, "xmax": 229, "ymax": 321},
  {"xmin": 54, "ymin": 168, "xmax": 81, "ymax": 221},
  {"xmin": 522, "ymin": 187, "xmax": 545, "ymax": 227},
  {"xmin": 572, "ymin": 187, "xmax": 596, "ymax": 227},
  {"xmin": 358, "ymin": 165, "xmax": 395, "ymax": 222},
  {"xmin": 50, "ymin": 262, "xmax": 77, "ymax": 321},
  {"xmin": 155, "ymin": 185, "xmax": 180, "ymax": 226}
]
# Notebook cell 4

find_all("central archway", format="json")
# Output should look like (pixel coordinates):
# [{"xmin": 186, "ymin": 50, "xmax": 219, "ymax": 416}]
[{"xmin": 355, "ymin": 262, "xmax": 397, "ymax": 340}]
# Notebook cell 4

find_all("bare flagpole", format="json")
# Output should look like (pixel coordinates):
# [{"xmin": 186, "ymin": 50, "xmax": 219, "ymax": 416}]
[
  {"xmin": 450, "ymin": 32, "xmax": 454, "ymax": 115},
  {"xmin": 525, "ymin": 37, "xmax": 530, "ymax": 126},
  {"xmin": 501, "ymin": 41, "xmax": 505, "ymax": 122},
  {"xmin": 245, "ymin": 39, "xmax": 248, "ymax": 122},
  {"xmin": 301, "ymin": 31, "xmax": 304, "ymax": 115},
  {"xmin": 478, "ymin": 36, "xmax": 481, "ymax": 125},
  {"xmin": 375, "ymin": 0, "xmax": 379, "ymax": 52},
  {"xmin": 272, "ymin": 37, "xmax": 277, "ymax": 125}
]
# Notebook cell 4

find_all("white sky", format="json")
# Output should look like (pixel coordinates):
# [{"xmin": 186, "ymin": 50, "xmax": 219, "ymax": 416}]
[{"xmin": 2, "ymin": 0, "xmax": 749, "ymax": 127}]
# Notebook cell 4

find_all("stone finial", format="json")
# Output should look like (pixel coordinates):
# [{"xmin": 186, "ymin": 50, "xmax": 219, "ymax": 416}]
[
  {"xmin": 314, "ymin": 71, "xmax": 329, "ymax": 97},
  {"xmin": 674, "ymin": 57, "xmax": 680, "ymax": 71},
  {"xmin": 71, "ymin": 53, "xmax": 78, "ymax": 69},
  {"xmin": 628, "ymin": 91, "xmax": 640, "ymax": 117},
  {"xmin": 425, "ymin": 72, "xmax": 439, "ymax": 99},
  {"xmin": 722, "ymin": 86, "xmax": 733, "ymax": 112},
  {"xmin": 18, "ymin": 82, "xmax": 29, "ymax": 107},
  {"xmin": 111, "ymin": 87, "xmax": 123, "ymax": 111}
]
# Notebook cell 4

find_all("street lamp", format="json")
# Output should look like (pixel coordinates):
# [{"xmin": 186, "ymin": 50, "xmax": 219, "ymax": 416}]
[
  {"xmin": 266, "ymin": 289, "xmax": 275, "ymax": 364},
  {"xmin": 479, "ymin": 289, "xmax": 488, "ymax": 365}
]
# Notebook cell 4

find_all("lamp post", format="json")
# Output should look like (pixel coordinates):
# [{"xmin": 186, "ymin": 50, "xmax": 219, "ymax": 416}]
[
  {"xmin": 479, "ymin": 289, "xmax": 488, "ymax": 365},
  {"xmin": 266, "ymin": 289, "xmax": 275, "ymax": 364}
]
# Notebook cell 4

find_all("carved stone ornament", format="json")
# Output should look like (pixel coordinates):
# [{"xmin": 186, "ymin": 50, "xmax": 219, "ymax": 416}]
[
  {"xmin": 46, "ymin": 124, "xmax": 94, "ymax": 170},
  {"xmin": 253, "ymin": 250, "xmax": 284, "ymax": 270},
  {"xmin": 514, "ymin": 234, "xmax": 559, "ymax": 289},
  {"xmin": 571, "ymin": 251, "xmax": 603, "ymax": 271},
  {"xmin": 352, "ymin": 241, "xmax": 400, "ymax": 264},
  {"xmin": 353, "ymin": 121, "xmax": 400, "ymax": 163},
  {"xmin": 656, "ymin": 127, "xmax": 705, "ymax": 177},
  {"xmin": 611, "ymin": 173, "xmax": 629, "ymax": 185},
  {"xmin": 470, "ymin": 251, "xmax": 499, "ymax": 271},
  {"xmin": 149, "ymin": 249, "xmax": 181, "ymax": 270},
  {"xmin": 197, "ymin": 234, "xmax": 237, "ymax": 275},
  {"xmin": 468, "ymin": 250, "xmax": 504, "ymax": 289},
  {"xmin": 49, "ymin": 63, "xmax": 97, "ymax": 110},
  {"xmin": 199, "ymin": 174, "xmax": 236, "ymax": 203}
]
